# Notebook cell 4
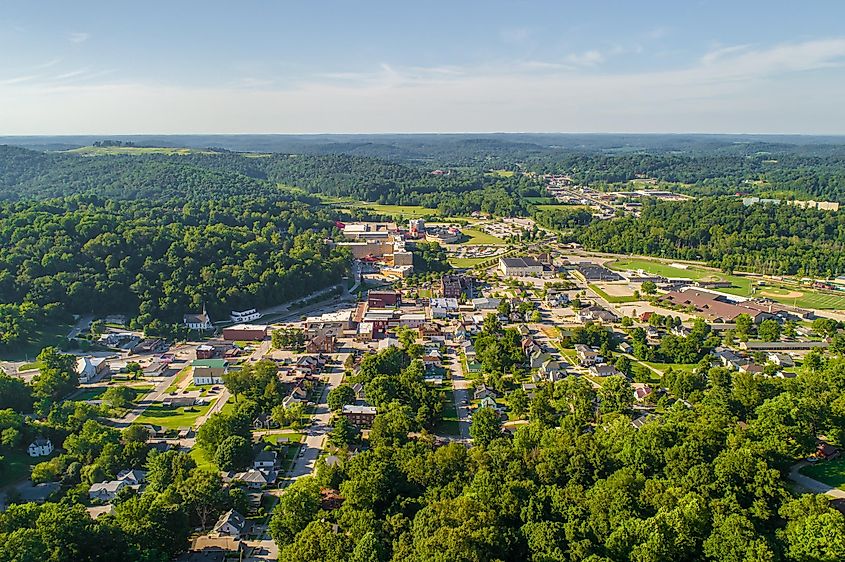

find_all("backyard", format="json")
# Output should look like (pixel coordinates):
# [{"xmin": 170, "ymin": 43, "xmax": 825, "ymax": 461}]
[{"xmin": 800, "ymin": 458, "xmax": 845, "ymax": 491}]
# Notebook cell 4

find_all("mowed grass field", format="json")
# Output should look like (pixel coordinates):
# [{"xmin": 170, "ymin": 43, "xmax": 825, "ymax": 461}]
[
  {"xmin": 459, "ymin": 228, "xmax": 506, "ymax": 245},
  {"xmin": 607, "ymin": 257, "xmax": 845, "ymax": 310},
  {"xmin": 448, "ymin": 256, "xmax": 492, "ymax": 268},
  {"xmin": 800, "ymin": 458, "xmax": 845, "ymax": 490},
  {"xmin": 132, "ymin": 399, "xmax": 217, "ymax": 430}
]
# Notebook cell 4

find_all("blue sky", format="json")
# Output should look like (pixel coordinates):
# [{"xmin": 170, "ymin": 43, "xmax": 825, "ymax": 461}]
[{"xmin": 2, "ymin": 1, "xmax": 845, "ymax": 134}]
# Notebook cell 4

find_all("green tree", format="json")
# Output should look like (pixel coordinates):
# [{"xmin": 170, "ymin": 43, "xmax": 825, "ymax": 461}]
[
  {"xmin": 214, "ymin": 435, "xmax": 252, "ymax": 471},
  {"xmin": 757, "ymin": 319, "xmax": 781, "ymax": 342},
  {"xmin": 327, "ymin": 385, "xmax": 356, "ymax": 412},
  {"xmin": 269, "ymin": 477, "xmax": 322, "ymax": 547},
  {"xmin": 469, "ymin": 407, "xmax": 502, "ymax": 446}
]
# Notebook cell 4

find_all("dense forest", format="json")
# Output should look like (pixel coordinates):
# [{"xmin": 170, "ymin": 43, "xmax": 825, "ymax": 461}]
[
  {"xmin": 264, "ymin": 349, "xmax": 845, "ymax": 561},
  {"xmin": 577, "ymin": 198, "xmax": 845, "ymax": 277}
]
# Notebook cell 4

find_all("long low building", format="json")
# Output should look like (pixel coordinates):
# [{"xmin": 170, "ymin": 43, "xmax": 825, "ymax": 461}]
[
  {"xmin": 223, "ymin": 324, "xmax": 269, "ymax": 341},
  {"xmin": 499, "ymin": 257, "xmax": 544, "ymax": 276},
  {"xmin": 661, "ymin": 289, "xmax": 774, "ymax": 323}
]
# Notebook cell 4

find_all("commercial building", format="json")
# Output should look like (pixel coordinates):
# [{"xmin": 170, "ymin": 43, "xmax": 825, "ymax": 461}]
[
  {"xmin": 499, "ymin": 257, "xmax": 544, "ymax": 277},
  {"xmin": 222, "ymin": 324, "xmax": 268, "ymax": 341},
  {"xmin": 192, "ymin": 359, "xmax": 228, "ymax": 385},
  {"xmin": 341, "ymin": 404, "xmax": 377, "ymax": 427}
]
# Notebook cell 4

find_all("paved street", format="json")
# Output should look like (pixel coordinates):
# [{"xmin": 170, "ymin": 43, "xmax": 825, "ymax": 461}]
[
  {"xmin": 446, "ymin": 345, "xmax": 471, "ymax": 440},
  {"xmin": 287, "ymin": 366, "xmax": 344, "ymax": 479}
]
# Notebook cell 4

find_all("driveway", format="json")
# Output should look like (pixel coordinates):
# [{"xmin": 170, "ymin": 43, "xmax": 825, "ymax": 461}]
[{"xmin": 789, "ymin": 461, "xmax": 845, "ymax": 499}]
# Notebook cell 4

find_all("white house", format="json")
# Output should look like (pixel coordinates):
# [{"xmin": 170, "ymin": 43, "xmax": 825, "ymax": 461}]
[
  {"xmin": 191, "ymin": 359, "xmax": 228, "ymax": 385},
  {"xmin": 213, "ymin": 509, "xmax": 247, "ymax": 539},
  {"xmin": 253, "ymin": 451, "xmax": 277, "ymax": 470},
  {"xmin": 27, "ymin": 438, "xmax": 53, "ymax": 458},
  {"xmin": 183, "ymin": 305, "xmax": 213, "ymax": 331},
  {"xmin": 230, "ymin": 308, "xmax": 261, "ymax": 323}
]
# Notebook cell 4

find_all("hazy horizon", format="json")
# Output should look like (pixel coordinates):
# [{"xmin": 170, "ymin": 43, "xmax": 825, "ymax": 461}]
[{"xmin": 3, "ymin": 1, "xmax": 845, "ymax": 135}]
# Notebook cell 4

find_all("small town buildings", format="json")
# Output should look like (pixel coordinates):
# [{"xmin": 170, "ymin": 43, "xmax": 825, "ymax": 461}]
[
  {"xmin": 589, "ymin": 364, "xmax": 621, "ymax": 377},
  {"xmin": 419, "ymin": 323, "xmax": 444, "ymax": 340},
  {"xmin": 545, "ymin": 290, "xmax": 570, "ymax": 307},
  {"xmin": 230, "ymin": 309, "xmax": 261, "ymax": 323},
  {"xmin": 89, "ymin": 470, "xmax": 146, "ymax": 502},
  {"xmin": 575, "ymin": 344, "xmax": 601, "ymax": 366},
  {"xmin": 471, "ymin": 297, "xmax": 501, "ymax": 311},
  {"xmin": 233, "ymin": 468, "xmax": 277, "ymax": 489},
  {"xmin": 183, "ymin": 307, "xmax": 213, "ymax": 331},
  {"xmin": 253, "ymin": 451, "xmax": 277, "ymax": 470},
  {"xmin": 252, "ymin": 413, "xmax": 276, "ymax": 430},
  {"xmin": 351, "ymin": 383, "xmax": 366, "ymax": 402},
  {"xmin": 576, "ymin": 263, "xmax": 624, "ymax": 282},
  {"xmin": 634, "ymin": 386, "xmax": 654, "ymax": 402},
  {"xmin": 305, "ymin": 310, "xmax": 354, "ymax": 334},
  {"xmin": 368, "ymin": 290, "xmax": 401, "ymax": 308},
  {"xmin": 76, "ymin": 356, "xmax": 110, "ymax": 384},
  {"xmin": 192, "ymin": 359, "xmax": 228, "ymax": 385},
  {"xmin": 27, "ymin": 437, "xmax": 53, "ymax": 457},
  {"xmin": 815, "ymin": 443, "xmax": 841, "ymax": 461},
  {"xmin": 440, "ymin": 275, "xmax": 465, "ymax": 298},
  {"xmin": 188, "ymin": 536, "xmax": 243, "ymax": 558},
  {"xmin": 429, "ymin": 297, "xmax": 459, "ymax": 318},
  {"xmin": 473, "ymin": 384, "xmax": 497, "ymax": 401},
  {"xmin": 222, "ymin": 324, "xmax": 268, "ymax": 341},
  {"xmin": 399, "ymin": 313, "xmax": 427, "ymax": 328},
  {"xmin": 577, "ymin": 306, "xmax": 619, "ymax": 323},
  {"xmin": 767, "ymin": 352, "xmax": 795, "ymax": 368},
  {"xmin": 131, "ymin": 338, "xmax": 167, "ymax": 354},
  {"xmin": 478, "ymin": 396, "xmax": 501, "ymax": 411},
  {"xmin": 196, "ymin": 344, "xmax": 216, "ymax": 359},
  {"xmin": 661, "ymin": 289, "xmax": 775, "ymax": 324},
  {"xmin": 213, "ymin": 509, "xmax": 248, "ymax": 539},
  {"xmin": 341, "ymin": 404, "xmax": 377, "ymax": 427},
  {"xmin": 163, "ymin": 396, "xmax": 196, "ymax": 408},
  {"xmin": 306, "ymin": 334, "xmax": 337, "ymax": 354},
  {"xmin": 539, "ymin": 359, "xmax": 564, "ymax": 382},
  {"xmin": 499, "ymin": 257, "xmax": 544, "ymax": 277}
]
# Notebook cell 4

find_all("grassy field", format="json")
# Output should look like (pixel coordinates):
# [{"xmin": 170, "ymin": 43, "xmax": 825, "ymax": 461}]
[
  {"xmin": 0, "ymin": 450, "xmax": 38, "ymax": 487},
  {"xmin": 588, "ymin": 283, "xmax": 639, "ymax": 303},
  {"xmin": 262, "ymin": 432, "xmax": 304, "ymax": 444},
  {"xmin": 448, "ymin": 256, "xmax": 490, "ymax": 268},
  {"xmin": 486, "ymin": 169, "xmax": 515, "ymax": 177},
  {"xmin": 459, "ymin": 228, "xmax": 506, "ymax": 245},
  {"xmin": 0, "ymin": 321, "xmax": 75, "ymax": 362},
  {"xmin": 189, "ymin": 447, "xmax": 217, "ymax": 472},
  {"xmin": 165, "ymin": 366, "xmax": 193, "ymax": 393},
  {"xmin": 66, "ymin": 146, "xmax": 219, "ymax": 156},
  {"xmin": 133, "ymin": 400, "xmax": 216, "ymax": 430},
  {"xmin": 800, "ymin": 458, "xmax": 845, "ymax": 490},
  {"xmin": 436, "ymin": 389, "xmax": 461, "ymax": 436},
  {"xmin": 608, "ymin": 257, "xmax": 845, "ymax": 310}
]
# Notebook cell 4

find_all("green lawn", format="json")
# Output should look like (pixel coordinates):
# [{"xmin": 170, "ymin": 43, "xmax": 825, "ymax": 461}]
[
  {"xmin": 436, "ymin": 388, "xmax": 461, "ymax": 436},
  {"xmin": 458, "ymin": 228, "xmax": 506, "ymax": 246},
  {"xmin": 165, "ymin": 366, "xmax": 193, "ymax": 393},
  {"xmin": 189, "ymin": 447, "xmax": 218, "ymax": 472},
  {"xmin": 486, "ymin": 169, "xmax": 515, "ymax": 178},
  {"xmin": 448, "ymin": 256, "xmax": 490, "ymax": 268},
  {"xmin": 133, "ymin": 400, "xmax": 216, "ymax": 430},
  {"xmin": 800, "ymin": 457, "xmax": 845, "ymax": 490},
  {"xmin": 606, "ymin": 256, "xmax": 845, "ymax": 310},
  {"xmin": 0, "ymin": 321, "xmax": 75, "ymax": 362},
  {"xmin": 0, "ymin": 449, "xmax": 38, "ymax": 487},
  {"xmin": 262, "ymin": 432, "xmax": 304, "ymax": 445}
]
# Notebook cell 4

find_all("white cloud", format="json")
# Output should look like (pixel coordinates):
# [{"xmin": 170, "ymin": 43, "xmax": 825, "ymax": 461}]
[
  {"xmin": 2, "ymin": 38, "xmax": 845, "ymax": 134},
  {"xmin": 565, "ymin": 50, "xmax": 605, "ymax": 66},
  {"xmin": 68, "ymin": 32, "xmax": 90, "ymax": 44}
]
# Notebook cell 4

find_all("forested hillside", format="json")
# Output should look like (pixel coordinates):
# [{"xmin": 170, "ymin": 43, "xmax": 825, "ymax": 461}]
[
  {"xmin": 0, "ymin": 196, "xmax": 349, "ymax": 345},
  {"xmin": 577, "ymin": 198, "xmax": 845, "ymax": 277}
]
